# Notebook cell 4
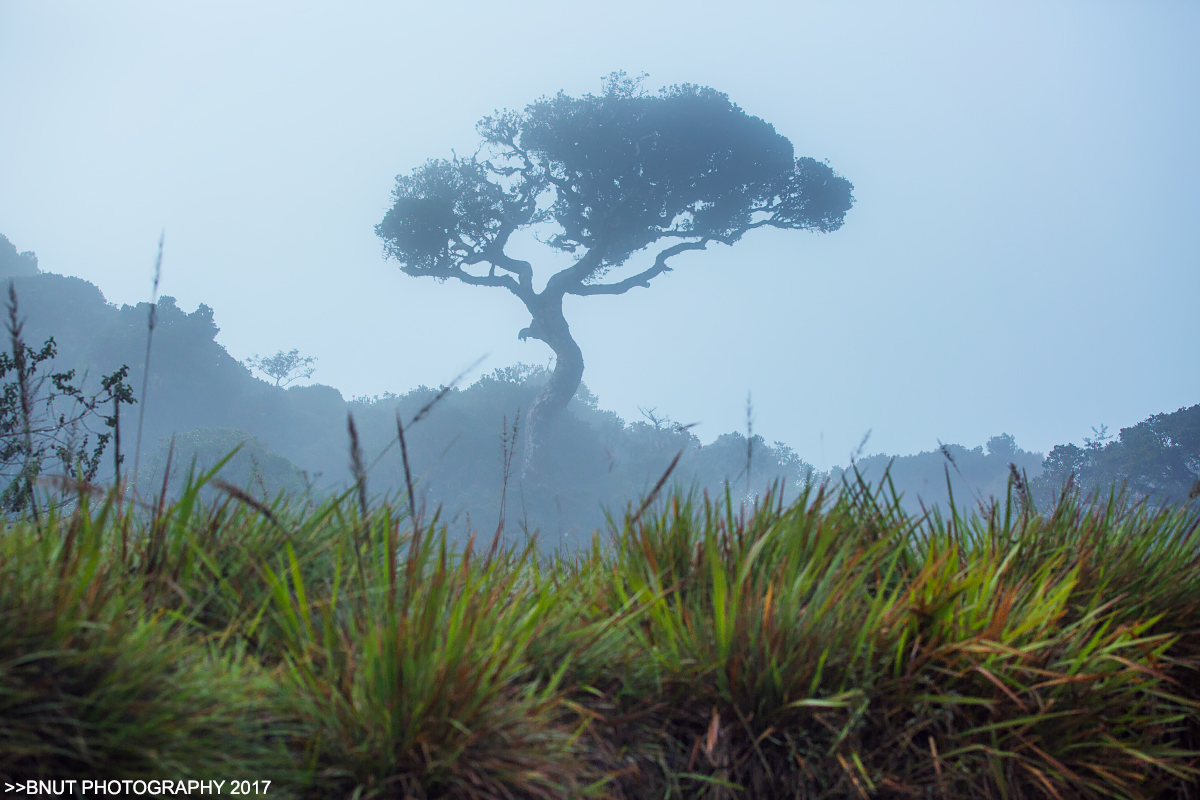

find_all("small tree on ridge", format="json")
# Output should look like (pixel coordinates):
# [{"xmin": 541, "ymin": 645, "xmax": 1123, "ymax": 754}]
[{"xmin": 244, "ymin": 349, "xmax": 317, "ymax": 387}]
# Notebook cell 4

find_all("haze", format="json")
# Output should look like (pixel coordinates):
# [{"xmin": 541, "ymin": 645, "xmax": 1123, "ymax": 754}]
[{"xmin": 2, "ymin": 0, "xmax": 1197, "ymax": 469}]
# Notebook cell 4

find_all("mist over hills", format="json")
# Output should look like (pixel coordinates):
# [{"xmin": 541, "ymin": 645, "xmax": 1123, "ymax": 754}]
[{"xmin": 3, "ymin": 237, "xmax": 1196, "ymax": 546}]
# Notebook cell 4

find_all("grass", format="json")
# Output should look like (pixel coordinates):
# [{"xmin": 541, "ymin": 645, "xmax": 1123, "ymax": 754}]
[{"xmin": 1, "ymin": 466, "xmax": 1198, "ymax": 799}]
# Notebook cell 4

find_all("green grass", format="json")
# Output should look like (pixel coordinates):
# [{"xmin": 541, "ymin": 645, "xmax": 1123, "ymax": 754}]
[{"xmin": 2, "ymin": 469, "xmax": 1198, "ymax": 799}]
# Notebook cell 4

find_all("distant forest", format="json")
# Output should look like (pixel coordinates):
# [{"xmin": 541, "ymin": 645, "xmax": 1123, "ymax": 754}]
[{"xmin": 2, "ymin": 233, "xmax": 1196, "ymax": 548}]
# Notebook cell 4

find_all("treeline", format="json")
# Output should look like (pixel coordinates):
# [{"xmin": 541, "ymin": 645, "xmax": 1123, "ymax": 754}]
[
  {"xmin": 832, "ymin": 433, "xmax": 1045, "ymax": 514},
  {"xmin": 836, "ymin": 411, "xmax": 1200, "ymax": 517},
  {"xmin": 1033, "ymin": 408, "xmax": 1200, "ymax": 507}
]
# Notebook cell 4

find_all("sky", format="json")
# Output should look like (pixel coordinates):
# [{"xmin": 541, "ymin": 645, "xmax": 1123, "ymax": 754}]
[{"xmin": 1, "ymin": 0, "xmax": 1197, "ymax": 469}]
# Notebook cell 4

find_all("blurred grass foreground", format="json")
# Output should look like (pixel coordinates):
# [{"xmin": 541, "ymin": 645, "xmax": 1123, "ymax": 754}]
[{"xmin": 2, "ymin": 463, "xmax": 1199, "ymax": 799}]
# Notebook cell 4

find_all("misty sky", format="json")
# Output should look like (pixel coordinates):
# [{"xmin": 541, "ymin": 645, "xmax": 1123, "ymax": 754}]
[{"xmin": 2, "ymin": 1, "xmax": 1197, "ymax": 469}]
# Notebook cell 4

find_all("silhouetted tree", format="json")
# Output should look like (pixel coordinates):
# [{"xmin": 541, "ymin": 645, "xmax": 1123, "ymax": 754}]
[
  {"xmin": 376, "ymin": 72, "xmax": 854, "ymax": 472},
  {"xmin": 245, "ymin": 348, "xmax": 317, "ymax": 387},
  {"xmin": 1034, "ymin": 412, "xmax": 1200, "ymax": 507}
]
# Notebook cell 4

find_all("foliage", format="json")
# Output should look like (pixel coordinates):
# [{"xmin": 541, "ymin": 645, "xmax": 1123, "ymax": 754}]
[
  {"xmin": 2, "ymin": 466, "xmax": 1198, "ymax": 799},
  {"xmin": 6, "ymin": 271, "xmax": 322, "ymax": 489},
  {"xmin": 244, "ymin": 348, "xmax": 317, "ymax": 387},
  {"xmin": 0, "ymin": 282, "xmax": 134, "ymax": 513},
  {"xmin": 585, "ymin": 480, "xmax": 1200, "ymax": 800},
  {"xmin": 1034, "ymin": 407, "xmax": 1200, "ymax": 507},
  {"xmin": 0, "ymin": 485, "xmax": 295, "ymax": 785},
  {"xmin": 378, "ymin": 72, "xmax": 853, "ymax": 276}
]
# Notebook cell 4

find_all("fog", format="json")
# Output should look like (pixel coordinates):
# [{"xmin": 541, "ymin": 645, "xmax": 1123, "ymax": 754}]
[{"xmin": 2, "ymin": 0, "xmax": 1198, "ymax": 471}]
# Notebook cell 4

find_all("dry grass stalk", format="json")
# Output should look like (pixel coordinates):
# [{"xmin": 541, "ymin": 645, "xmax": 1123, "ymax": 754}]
[
  {"xmin": 395, "ymin": 409, "xmax": 416, "ymax": 528},
  {"xmin": 630, "ymin": 446, "xmax": 684, "ymax": 525},
  {"xmin": 491, "ymin": 410, "xmax": 520, "ymax": 565},
  {"xmin": 347, "ymin": 411, "xmax": 367, "ymax": 519},
  {"xmin": 131, "ymin": 233, "xmax": 163, "ymax": 490},
  {"xmin": 213, "ymin": 478, "xmax": 282, "ymax": 528}
]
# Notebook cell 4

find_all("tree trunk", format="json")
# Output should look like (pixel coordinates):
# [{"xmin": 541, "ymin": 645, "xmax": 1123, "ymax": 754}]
[{"xmin": 518, "ymin": 296, "xmax": 583, "ymax": 477}]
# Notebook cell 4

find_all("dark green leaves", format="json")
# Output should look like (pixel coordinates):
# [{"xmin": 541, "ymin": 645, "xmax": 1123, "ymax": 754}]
[
  {"xmin": 378, "ymin": 75, "xmax": 854, "ymax": 284},
  {"xmin": 375, "ymin": 158, "xmax": 537, "ymax": 274}
]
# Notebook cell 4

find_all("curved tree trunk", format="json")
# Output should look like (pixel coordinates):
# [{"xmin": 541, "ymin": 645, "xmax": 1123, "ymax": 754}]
[{"xmin": 518, "ymin": 295, "xmax": 583, "ymax": 477}]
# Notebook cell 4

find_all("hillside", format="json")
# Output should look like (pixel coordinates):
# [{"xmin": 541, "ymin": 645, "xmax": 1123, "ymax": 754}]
[
  {"xmin": 4, "ymin": 267, "xmax": 821, "ymax": 546},
  {"xmin": 8, "ymin": 239, "xmax": 1193, "ymax": 545}
]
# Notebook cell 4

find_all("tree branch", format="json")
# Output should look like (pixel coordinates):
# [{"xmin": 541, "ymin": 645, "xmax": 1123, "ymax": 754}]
[
  {"xmin": 448, "ymin": 270, "xmax": 521, "ymax": 292},
  {"xmin": 483, "ymin": 250, "xmax": 535, "ymax": 295},
  {"xmin": 405, "ymin": 264, "xmax": 524, "ymax": 297},
  {"xmin": 543, "ymin": 248, "xmax": 607, "ymax": 298},
  {"xmin": 566, "ymin": 240, "xmax": 710, "ymax": 296}
]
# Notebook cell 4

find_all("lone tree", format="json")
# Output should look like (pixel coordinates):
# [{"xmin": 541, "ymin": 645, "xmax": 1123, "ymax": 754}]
[
  {"xmin": 244, "ymin": 348, "xmax": 317, "ymax": 387},
  {"xmin": 376, "ymin": 73, "xmax": 854, "ymax": 472}
]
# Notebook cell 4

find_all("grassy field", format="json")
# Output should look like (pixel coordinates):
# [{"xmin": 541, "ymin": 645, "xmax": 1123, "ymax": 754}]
[{"xmin": 2, "ymin": 463, "xmax": 1198, "ymax": 799}]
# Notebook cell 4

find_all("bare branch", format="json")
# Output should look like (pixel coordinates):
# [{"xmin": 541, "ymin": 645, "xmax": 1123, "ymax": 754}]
[
  {"xmin": 566, "ymin": 240, "xmax": 710, "ymax": 296},
  {"xmin": 405, "ymin": 263, "xmax": 525, "ymax": 296},
  {"xmin": 451, "ymin": 269, "xmax": 522, "ymax": 292}
]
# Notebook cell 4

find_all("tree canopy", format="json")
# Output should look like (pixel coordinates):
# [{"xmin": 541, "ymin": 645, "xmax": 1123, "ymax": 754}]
[
  {"xmin": 378, "ymin": 73, "xmax": 852, "ymax": 283},
  {"xmin": 1034, "ymin": 407, "xmax": 1200, "ymax": 506},
  {"xmin": 244, "ymin": 348, "xmax": 317, "ymax": 387},
  {"xmin": 380, "ymin": 72, "xmax": 855, "ymax": 472}
]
